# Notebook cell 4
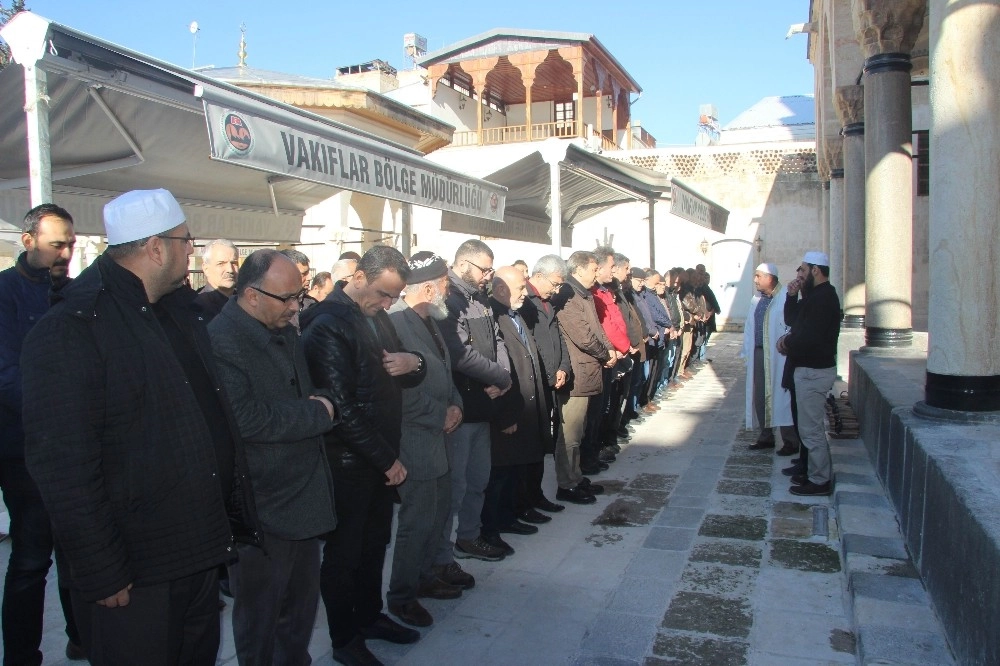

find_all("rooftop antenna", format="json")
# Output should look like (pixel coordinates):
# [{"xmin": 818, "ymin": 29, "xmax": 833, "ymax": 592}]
[
  {"xmin": 238, "ymin": 23, "xmax": 248, "ymax": 68},
  {"xmin": 188, "ymin": 21, "xmax": 199, "ymax": 69}
]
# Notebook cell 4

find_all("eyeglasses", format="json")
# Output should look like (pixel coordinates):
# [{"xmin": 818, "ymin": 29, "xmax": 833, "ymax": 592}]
[
  {"xmin": 466, "ymin": 259, "xmax": 495, "ymax": 277},
  {"xmin": 541, "ymin": 274, "xmax": 564, "ymax": 289},
  {"xmin": 157, "ymin": 234, "xmax": 195, "ymax": 244},
  {"xmin": 251, "ymin": 286, "xmax": 305, "ymax": 304}
]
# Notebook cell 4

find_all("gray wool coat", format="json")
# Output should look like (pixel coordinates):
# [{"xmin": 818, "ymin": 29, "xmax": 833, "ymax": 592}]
[
  {"xmin": 208, "ymin": 299, "xmax": 338, "ymax": 540},
  {"xmin": 388, "ymin": 300, "xmax": 463, "ymax": 481}
]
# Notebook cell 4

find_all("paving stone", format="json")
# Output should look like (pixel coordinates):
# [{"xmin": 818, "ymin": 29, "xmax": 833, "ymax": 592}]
[
  {"xmin": 726, "ymin": 453, "xmax": 776, "ymax": 468},
  {"xmin": 661, "ymin": 591, "xmax": 753, "ymax": 638},
  {"xmin": 649, "ymin": 631, "xmax": 749, "ymax": 666},
  {"xmin": 699, "ymin": 514, "xmax": 768, "ymax": 541},
  {"xmin": 834, "ymin": 490, "xmax": 891, "ymax": 509},
  {"xmin": 580, "ymin": 610, "xmax": 660, "ymax": 660},
  {"xmin": 678, "ymin": 561, "xmax": 757, "ymax": 598},
  {"xmin": 630, "ymin": 473, "xmax": 679, "ymax": 491},
  {"xmin": 688, "ymin": 454, "xmax": 727, "ymax": 469},
  {"xmin": 664, "ymin": 495, "xmax": 710, "ymax": 509},
  {"xmin": 843, "ymin": 552, "xmax": 920, "ymax": 579},
  {"xmin": 690, "ymin": 538, "xmax": 763, "ymax": 568},
  {"xmin": 722, "ymin": 465, "xmax": 772, "ymax": 480},
  {"xmin": 768, "ymin": 539, "xmax": 842, "ymax": 573},
  {"xmin": 750, "ymin": 609, "xmax": 856, "ymax": 662},
  {"xmin": 670, "ymin": 481, "xmax": 714, "ymax": 497},
  {"xmin": 607, "ymin": 576, "xmax": 678, "ymax": 616},
  {"xmin": 573, "ymin": 655, "xmax": 643, "ymax": 666},
  {"xmin": 655, "ymin": 507, "xmax": 705, "ymax": 528},
  {"xmin": 853, "ymin": 596, "xmax": 945, "ymax": 633},
  {"xmin": 770, "ymin": 516, "xmax": 814, "ymax": 538},
  {"xmin": 832, "ymin": 471, "xmax": 878, "ymax": 487},
  {"xmin": 717, "ymin": 480, "xmax": 772, "ymax": 497},
  {"xmin": 714, "ymin": 495, "xmax": 772, "ymax": 517},
  {"xmin": 594, "ymin": 489, "xmax": 670, "ymax": 527},
  {"xmin": 625, "ymin": 549, "xmax": 689, "ymax": 580},
  {"xmin": 771, "ymin": 501, "xmax": 816, "ymax": 520},
  {"xmin": 643, "ymin": 527, "xmax": 697, "ymax": 551}
]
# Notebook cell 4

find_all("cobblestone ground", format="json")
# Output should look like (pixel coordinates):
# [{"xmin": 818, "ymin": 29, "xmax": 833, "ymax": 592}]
[{"xmin": 2, "ymin": 332, "xmax": 951, "ymax": 664}]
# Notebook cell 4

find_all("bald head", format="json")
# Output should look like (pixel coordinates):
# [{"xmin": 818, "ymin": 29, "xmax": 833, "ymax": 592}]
[{"xmin": 493, "ymin": 265, "xmax": 527, "ymax": 311}]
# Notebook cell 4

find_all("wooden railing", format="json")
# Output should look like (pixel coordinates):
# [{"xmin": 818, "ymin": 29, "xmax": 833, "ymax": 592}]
[{"xmin": 451, "ymin": 122, "xmax": 624, "ymax": 150}]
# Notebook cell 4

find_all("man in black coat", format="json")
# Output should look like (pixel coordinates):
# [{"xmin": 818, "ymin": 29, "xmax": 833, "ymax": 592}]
[
  {"xmin": 520, "ymin": 254, "xmax": 572, "ymax": 515},
  {"xmin": 300, "ymin": 245, "xmax": 427, "ymax": 665},
  {"xmin": 22, "ymin": 189, "xmax": 260, "ymax": 666}
]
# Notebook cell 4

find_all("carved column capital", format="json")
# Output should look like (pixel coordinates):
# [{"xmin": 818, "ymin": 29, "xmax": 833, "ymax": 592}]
[
  {"xmin": 852, "ymin": 0, "xmax": 926, "ymax": 59},
  {"xmin": 823, "ymin": 137, "xmax": 844, "ymax": 175},
  {"xmin": 834, "ymin": 85, "xmax": 865, "ymax": 127}
]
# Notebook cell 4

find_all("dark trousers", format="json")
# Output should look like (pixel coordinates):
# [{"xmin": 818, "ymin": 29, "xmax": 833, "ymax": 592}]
[
  {"xmin": 789, "ymin": 383, "xmax": 808, "ymax": 468},
  {"xmin": 582, "ymin": 380, "xmax": 609, "ymax": 464},
  {"xmin": 321, "ymin": 465, "xmax": 394, "ymax": 648},
  {"xmin": 72, "ymin": 568, "xmax": 219, "ymax": 666},
  {"xmin": 601, "ymin": 362, "xmax": 632, "ymax": 446},
  {"xmin": 515, "ymin": 460, "xmax": 545, "ymax": 515},
  {"xmin": 229, "ymin": 533, "xmax": 321, "ymax": 666},
  {"xmin": 389, "ymin": 473, "xmax": 450, "ymax": 604},
  {"xmin": 1, "ymin": 460, "xmax": 80, "ymax": 666},
  {"xmin": 666, "ymin": 337, "xmax": 682, "ymax": 383},
  {"xmin": 481, "ymin": 464, "xmax": 522, "ymax": 535}
]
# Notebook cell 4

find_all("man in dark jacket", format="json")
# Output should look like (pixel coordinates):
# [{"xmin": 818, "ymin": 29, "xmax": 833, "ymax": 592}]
[
  {"xmin": 22, "ymin": 189, "xmax": 260, "ymax": 666},
  {"xmin": 0, "ymin": 203, "xmax": 83, "ymax": 664},
  {"xmin": 435, "ymin": 240, "xmax": 512, "ymax": 565},
  {"xmin": 778, "ymin": 251, "xmax": 841, "ymax": 497},
  {"xmin": 521, "ymin": 254, "xmax": 572, "ymax": 515},
  {"xmin": 192, "ymin": 238, "xmax": 239, "ymax": 322},
  {"xmin": 300, "ymin": 245, "xmax": 427, "ymax": 665},
  {"xmin": 208, "ymin": 250, "xmax": 338, "ymax": 664},
  {"xmin": 480, "ymin": 266, "xmax": 553, "ymax": 556}
]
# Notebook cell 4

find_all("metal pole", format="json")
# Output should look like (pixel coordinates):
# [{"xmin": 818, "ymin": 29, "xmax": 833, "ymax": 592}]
[
  {"xmin": 549, "ymin": 160, "xmax": 562, "ymax": 255},
  {"xmin": 24, "ymin": 63, "xmax": 52, "ymax": 206},
  {"xmin": 401, "ymin": 202, "xmax": 412, "ymax": 256},
  {"xmin": 647, "ymin": 199, "xmax": 656, "ymax": 268}
]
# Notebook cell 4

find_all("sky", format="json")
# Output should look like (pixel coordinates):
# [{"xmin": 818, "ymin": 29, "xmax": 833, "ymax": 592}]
[{"xmin": 16, "ymin": 0, "xmax": 815, "ymax": 146}]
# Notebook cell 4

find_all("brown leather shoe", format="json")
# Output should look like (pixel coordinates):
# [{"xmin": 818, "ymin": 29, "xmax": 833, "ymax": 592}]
[
  {"xmin": 417, "ymin": 576, "xmax": 463, "ymax": 599},
  {"xmin": 432, "ymin": 562, "xmax": 475, "ymax": 589},
  {"xmin": 388, "ymin": 600, "xmax": 433, "ymax": 628}
]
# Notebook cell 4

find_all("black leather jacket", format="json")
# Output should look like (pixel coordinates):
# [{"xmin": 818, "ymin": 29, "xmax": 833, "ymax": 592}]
[{"xmin": 300, "ymin": 284, "xmax": 425, "ymax": 472}]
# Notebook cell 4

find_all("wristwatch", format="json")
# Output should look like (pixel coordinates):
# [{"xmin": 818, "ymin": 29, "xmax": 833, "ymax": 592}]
[{"xmin": 414, "ymin": 354, "xmax": 425, "ymax": 373}]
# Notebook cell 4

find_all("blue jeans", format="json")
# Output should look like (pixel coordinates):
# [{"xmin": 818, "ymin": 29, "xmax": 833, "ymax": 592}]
[
  {"xmin": 438, "ymin": 422, "xmax": 492, "ymax": 563},
  {"xmin": 1, "ymin": 460, "xmax": 80, "ymax": 666}
]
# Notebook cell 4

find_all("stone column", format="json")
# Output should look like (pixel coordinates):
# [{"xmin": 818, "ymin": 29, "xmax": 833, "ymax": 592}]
[
  {"xmin": 855, "ymin": 0, "xmax": 925, "ymax": 348},
  {"xmin": 826, "ymin": 138, "xmax": 846, "ymax": 300},
  {"xmin": 835, "ymin": 85, "xmax": 866, "ymax": 329},
  {"xmin": 921, "ymin": 0, "xmax": 1000, "ymax": 411}
]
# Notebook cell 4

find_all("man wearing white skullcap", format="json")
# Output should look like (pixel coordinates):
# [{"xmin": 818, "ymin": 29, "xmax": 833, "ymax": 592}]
[
  {"xmin": 741, "ymin": 263, "xmax": 800, "ymax": 455},
  {"xmin": 777, "ymin": 251, "xmax": 841, "ymax": 497},
  {"xmin": 20, "ymin": 189, "xmax": 260, "ymax": 664}
]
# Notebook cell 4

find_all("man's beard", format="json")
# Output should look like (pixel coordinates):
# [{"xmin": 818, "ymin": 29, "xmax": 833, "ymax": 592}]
[
  {"xmin": 802, "ymin": 272, "xmax": 815, "ymax": 296},
  {"xmin": 428, "ymin": 291, "xmax": 449, "ymax": 320},
  {"xmin": 460, "ymin": 268, "xmax": 480, "ymax": 290}
]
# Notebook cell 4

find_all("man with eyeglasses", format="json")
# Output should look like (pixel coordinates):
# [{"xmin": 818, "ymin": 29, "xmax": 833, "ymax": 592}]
[
  {"xmin": 435, "ymin": 239, "xmax": 512, "ymax": 565},
  {"xmin": 21, "ymin": 189, "xmax": 260, "ymax": 665},
  {"xmin": 208, "ymin": 249, "xmax": 338, "ymax": 664},
  {"xmin": 519, "ymin": 254, "xmax": 573, "ymax": 517},
  {"xmin": 193, "ymin": 238, "xmax": 240, "ymax": 322}
]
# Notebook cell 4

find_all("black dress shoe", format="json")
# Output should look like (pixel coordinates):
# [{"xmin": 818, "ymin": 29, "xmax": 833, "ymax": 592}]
[
  {"xmin": 499, "ymin": 520, "xmax": 538, "ymax": 535},
  {"xmin": 331, "ymin": 636, "xmax": 383, "ymax": 665},
  {"xmin": 790, "ymin": 473, "xmax": 809, "ymax": 486},
  {"xmin": 536, "ymin": 497, "xmax": 565, "ymax": 513},
  {"xmin": 789, "ymin": 480, "xmax": 832, "ymax": 496},
  {"xmin": 776, "ymin": 443, "xmax": 799, "ymax": 456},
  {"xmin": 358, "ymin": 613, "xmax": 420, "ymax": 644},
  {"xmin": 781, "ymin": 464, "xmax": 806, "ymax": 477},
  {"xmin": 747, "ymin": 440, "xmax": 776, "ymax": 451},
  {"xmin": 579, "ymin": 462, "xmax": 605, "ymax": 475},
  {"xmin": 388, "ymin": 599, "xmax": 433, "ymax": 628},
  {"xmin": 555, "ymin": 486, "xmax": 596, "ymax": 504},
  {"xmin": 580, "ymin": 477, "xmax": 604, "ymax": 495},
  {"xmin": 481, "ymin": 532, "xmax": 515, "ymax": 556},
  {"xmin": 598, "ymin": 449, "xmax": 617, "ymax": 464},
  {"xmin": 520, "ymin": 508, "xmax": 552, "ymax": 524}
]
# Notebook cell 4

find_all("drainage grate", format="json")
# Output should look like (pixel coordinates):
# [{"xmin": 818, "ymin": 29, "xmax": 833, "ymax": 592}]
[{"xmin": 812, "ymin": 505, "xmax": 830, "ymax": 537}]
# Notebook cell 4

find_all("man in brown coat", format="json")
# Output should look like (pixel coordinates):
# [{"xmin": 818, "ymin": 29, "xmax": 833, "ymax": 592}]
[{"xmin": 552, "ymin": 252, "xmax": 620, "ymax": 504}]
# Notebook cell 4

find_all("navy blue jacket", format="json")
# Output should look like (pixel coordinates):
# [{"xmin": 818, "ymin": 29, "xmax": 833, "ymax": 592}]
[{"xmin": 0, "ymin": 253, "xmax": 64, "ymax": 460}]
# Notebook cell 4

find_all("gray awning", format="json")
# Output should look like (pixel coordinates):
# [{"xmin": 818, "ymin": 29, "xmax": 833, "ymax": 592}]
[
  {"xmin": 441, "ymin": 143, "xmax": 730, "ymax": 246},
  {"xmin": 0, "ymin": 12, "xmax": 506, "ymax": 243}
]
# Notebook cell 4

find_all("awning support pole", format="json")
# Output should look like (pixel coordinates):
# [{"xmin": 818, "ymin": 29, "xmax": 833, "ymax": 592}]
[
  {"xmin": 401, "ymin": 203, "xmax": 412, "ymax": 256},
  {"xmin": 24, "ymin": 62, "xmax": 52, "ymax": 206},
  {"xmin": 648, "ymin": 199, "xmax": 656, "ymax": 268},
  {"xmin": 548, "ymin": 160, "xmax": 562, "ymax": 255}
]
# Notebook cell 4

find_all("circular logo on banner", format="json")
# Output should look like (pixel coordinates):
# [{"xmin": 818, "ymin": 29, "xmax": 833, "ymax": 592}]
[
  {"xmin": 489, "ymin": 192, "xmax": 499, "ymax": 213},
  {"xmin": 223, "ymin": 112, "xmax": 253, "ymax": 154}
]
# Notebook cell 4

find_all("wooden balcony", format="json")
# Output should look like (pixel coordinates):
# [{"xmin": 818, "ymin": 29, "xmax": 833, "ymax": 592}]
[{"xmin": 453, "ymin": 122, "xmax": 621, "ymax": 149}]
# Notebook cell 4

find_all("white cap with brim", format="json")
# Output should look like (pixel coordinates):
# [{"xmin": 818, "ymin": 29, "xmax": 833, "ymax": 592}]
[
  {"xmin": 104, "ymin": 189, "xmax": 185, "ymax": 246},
  {"xmin": 755, "ymin": 262, "xmax": 778, "ymax": 278},
  {"xmin": 803, "ymin": 251, "xmax": 830, "ymax": 266}
]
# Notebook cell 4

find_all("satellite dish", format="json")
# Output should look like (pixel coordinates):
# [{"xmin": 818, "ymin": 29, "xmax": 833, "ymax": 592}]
[{"xmin": 189, "ymin": 21, "xmax": 200, "ymax": 34}]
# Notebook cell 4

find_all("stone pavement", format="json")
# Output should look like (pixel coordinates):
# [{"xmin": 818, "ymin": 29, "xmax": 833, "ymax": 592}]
[{"xmin": 2, "ymin": 332, "xmax": 954, "ymax": 664}]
